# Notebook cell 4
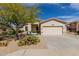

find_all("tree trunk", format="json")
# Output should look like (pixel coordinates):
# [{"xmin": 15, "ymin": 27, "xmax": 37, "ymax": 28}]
[{"xmin": 15, "ymin": 25, "xmax": 19, "ymax": 40}]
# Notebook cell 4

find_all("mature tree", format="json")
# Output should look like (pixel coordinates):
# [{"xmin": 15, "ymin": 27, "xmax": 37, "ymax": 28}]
[
  {"xmin": 26, "ymin": 6, "xmax": 40, "ymax": 23},
  {"xmin": 0, "ymin": 3, "xmax": 39, "ymax": 40}
]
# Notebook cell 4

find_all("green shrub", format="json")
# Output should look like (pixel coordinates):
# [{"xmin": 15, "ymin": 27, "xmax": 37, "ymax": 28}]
[
  {"xmin": 17, "ymin": 40, "xmax": 26, "ymax": 46},
  {"xmin": 8, "ymin": 30, "xmax": 16, "ymax": 35},
  {"xmin": 26, "ymin": 35, "xmax": 40, "ymax": 44},
  {"xmin": 2, "ymin": 32, "xmax": 8, "ymax": 36},
  {"xmin": 17, "ymin": 35, "xmax": 40, "ymax": 46},
  {"xmin": 0, "ymin": 40, "xmax": 8, "ymax": 47}
]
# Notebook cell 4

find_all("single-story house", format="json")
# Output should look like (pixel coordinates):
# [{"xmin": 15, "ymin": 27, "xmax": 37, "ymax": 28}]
[
  {"xmin": 40, "ymin": 18, "xmax": 66, "ymax": 35},
  {"xmin": 67, "ymin": 21, "xmax": 79, "ymax": 32},
  {"xmin": 21, "ymin": 18, "xmax": 67, "ymax": 35}
]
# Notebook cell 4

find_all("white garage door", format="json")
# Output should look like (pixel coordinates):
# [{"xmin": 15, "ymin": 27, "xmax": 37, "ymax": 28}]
[{"xmin": 41, "ymin": 26, "xmax": 63, "ymax": 35}]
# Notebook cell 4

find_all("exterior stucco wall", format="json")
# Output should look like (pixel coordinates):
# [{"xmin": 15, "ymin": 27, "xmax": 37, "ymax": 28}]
[
  {"xmin": 41, "ymin": 20, "xmax": 66, "ymax": 33},
  {"xmin": 27, "ymin": 23, "xmax": 31, "ymax": 32},
  {"xmin": 19, "ymin": 20, "xmax": 67, "ymax": 34}
]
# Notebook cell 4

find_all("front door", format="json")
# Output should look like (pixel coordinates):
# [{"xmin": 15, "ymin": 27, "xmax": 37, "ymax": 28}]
[{"xmin": 31, "ymin": 24, "xmax": 39, "ymax": 33}]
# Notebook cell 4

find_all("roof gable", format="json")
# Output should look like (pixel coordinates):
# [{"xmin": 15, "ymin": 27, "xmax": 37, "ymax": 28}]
[{"xmin": 40, "ymin": 18, "xmax": 66, "ymax": 24}]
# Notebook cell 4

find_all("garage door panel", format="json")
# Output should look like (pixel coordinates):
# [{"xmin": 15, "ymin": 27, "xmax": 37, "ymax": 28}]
[{"xmin": 41, "ymin": 27, "xmax": 62, "ymax": 35}]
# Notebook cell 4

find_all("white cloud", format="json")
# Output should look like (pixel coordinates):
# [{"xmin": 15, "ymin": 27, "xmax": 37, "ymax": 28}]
[
  {"xmin": 70, "ymin": 3, "xmax": 79, "ymax": 10},
  {"xmin": 57, "ymin": 16, "xmax": 75, "ymax": 18},
  {"xmin": 50, "ymin": 3, "xmax": 67, "ymax": 9},
  {"xmin": 66, "ymin": 17, "xmax": 79, "ymax": 22},
  {"xmin": 56, "ymin": 15, "xmax": 79, "ymax": 22}
]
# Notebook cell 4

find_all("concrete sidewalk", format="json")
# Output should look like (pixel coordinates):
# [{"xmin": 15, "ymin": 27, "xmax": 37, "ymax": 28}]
[
  {"xmin": 6, "ymin": 49, "xmax": 52, "ymax": 56},
  {"xmin": 6, "ymin": 49, "xmax": 79, "ymax": 56}
]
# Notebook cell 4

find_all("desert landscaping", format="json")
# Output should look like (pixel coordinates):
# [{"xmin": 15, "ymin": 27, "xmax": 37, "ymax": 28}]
[{"xmin": 0, "ymin": 3, "xmax": 79, "ymax": 56}]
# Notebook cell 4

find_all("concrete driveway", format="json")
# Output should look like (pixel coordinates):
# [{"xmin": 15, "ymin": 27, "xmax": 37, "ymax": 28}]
[
  {"xmin": 6, "ymin": 35, "xmax": 79, "ymax": 56},
  {"xmin": 42, "ymin": 35, "xmax": 79, "ymax": 50}
]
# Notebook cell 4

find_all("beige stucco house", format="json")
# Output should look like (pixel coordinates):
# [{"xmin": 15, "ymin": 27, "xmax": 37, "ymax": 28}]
[
  {"xmin": 21, "ymin": 18, "xmax": 67, "ymax": 35},
  {"xmin": 40, "ymin": 18, "xmax": 66, "ymax": 35}
]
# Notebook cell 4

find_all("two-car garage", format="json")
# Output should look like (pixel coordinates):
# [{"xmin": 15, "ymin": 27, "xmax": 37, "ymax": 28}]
[
  {"xmin": 40, "ymin": 19, "xmax": 66, "ymax": 36},
  {"xmin": 41, "ymin": 26, "xmax": 63, "ymax": 35}
]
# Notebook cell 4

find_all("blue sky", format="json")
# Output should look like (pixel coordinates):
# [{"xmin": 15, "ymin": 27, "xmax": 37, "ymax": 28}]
[{"xmin": 24, "ymin": 3, "xmax": 79, "ymax": 22}]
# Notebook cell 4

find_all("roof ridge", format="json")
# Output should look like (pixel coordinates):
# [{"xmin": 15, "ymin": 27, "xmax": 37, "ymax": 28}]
[{"xmin": 40, "ymin": 18, "xmax": 66, "ymax": 24}]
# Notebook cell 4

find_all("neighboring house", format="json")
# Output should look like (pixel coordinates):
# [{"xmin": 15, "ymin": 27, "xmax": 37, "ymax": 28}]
[
  {"xmin": 67, "ymin": 21, "xmax": 79, "ymax": 32},
  {"xmin": 21, "ymin": 18, "xmax": 67, "ymax": 35}
]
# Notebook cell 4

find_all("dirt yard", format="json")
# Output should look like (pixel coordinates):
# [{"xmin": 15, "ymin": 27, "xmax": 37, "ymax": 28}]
[{"xmin": 0, "ymin": 36, "xmax": 47, "ymax": 56}]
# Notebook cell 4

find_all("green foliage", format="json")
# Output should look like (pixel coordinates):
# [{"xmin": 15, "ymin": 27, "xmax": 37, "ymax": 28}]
[
  {"xmin": 26, "ymin": 35, "xmax": 40, "ymax": 44},
  {"xmin": 0, "ymin": 3, "xmax": 39, "ymax": 25},
  {"xmin": 0, "ymin": 4, "xmax": 39, "ymax": 40},
  {"xmin": 2, "ymin": 32, "xmax": 8, "ymax": 36},
  {"xmin": 26, "ymin": 6, "xmax": 40, "ymax": 23},
  {"xmin": 17, "ymin": 35, "xmax": 40, "ymax": 46},
  {"xmin": 0, "ymin": 29, "xmax": 16, "ymax": 36},
  {"xmin": 17, "ymin": 40, "xmax": 26, "ymax": 46},
  {"xmin": 8, "ymin": 30, "xmax": 16, "ymax": 35}
]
